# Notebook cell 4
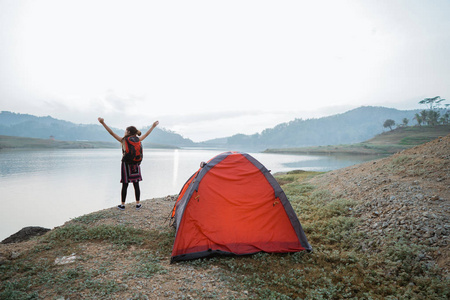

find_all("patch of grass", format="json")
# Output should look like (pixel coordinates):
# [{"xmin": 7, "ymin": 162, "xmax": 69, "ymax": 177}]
[
  {"xmin": 126, "ymin": 250, "xmax": 166, "ymax": 278},
  {"xmin": 0, "ymin": 260, "xmax": 126, "ymax": 299},
  {"xmin": 275, "ymin": 170, "xmax": 322, "ymax": 186},
  {"xmin": 41, "ymin": 224, "xmax": 147, "ymax": 247},
  {"xmin": 387, "ymin": 154, "xmax": 411, "ymax": 173},
  {"xmin": 50, "ymin": 265, "xmax": 127, "ymax": 297},
  {"xmin": 400, "ymin": 136, "xmax": 435, "ymax": 145},
  {"xmin": 275, "ymin": 174, "xmax": 298, "ymax": 185},
  {"xmin": 0, "ymin": 280, "xmax": 39, "ymax": 300},
  {"xmin": 72, "ymin": 211, "xmax": 118, "ymax": 224},
  {"xmin": 407, "ymin": 167, "xmax": 426, "ymax": 177},
  {"xmin": 390, "ymin": 154, "xmax": 412, "ymax": 166}
]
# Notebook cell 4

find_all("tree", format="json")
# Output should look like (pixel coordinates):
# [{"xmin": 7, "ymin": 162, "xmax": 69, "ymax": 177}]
[
  {"xmin": 402, "ymin": 118, "xmax": 409, "ymax": 127},
  {"xmin": 413, "ymin": 113, "xmax": 423, "ymax": 126},
  {"xmin": 420, "ymin": 110, "xmax": 429, "ymax": 125},
  {"xmin": 383, "ymin": 119, "xmax": 395, "ymax": 131},
  {"xmin": 427, "ymin": 110, "xmax": 440, "ymax": 126},
  {"xmin": 419, "ymin": 96, "xmax": 446, "ymax": 110},
  {"xmin": 439, "ymin": 112, "xmax": 449, "ymax": 125},
  {"xmin": 417, "ymin": 96, "xmax": 449, "ymax": 126}
]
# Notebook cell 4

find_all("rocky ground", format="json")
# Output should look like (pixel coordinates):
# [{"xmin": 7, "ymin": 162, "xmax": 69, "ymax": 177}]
[
  {"xmin": 1, "ymin": 134, "xmax": 448, "ymax": 298},
  {"xmin": 311, "ymin": 134, "xmax": 449, "ymax": 271}
]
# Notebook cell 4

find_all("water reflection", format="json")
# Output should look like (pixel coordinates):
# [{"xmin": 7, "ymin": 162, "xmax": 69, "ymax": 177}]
[{"xmin": 172, "ymin": 149, "xmax": 179, "ymax": 187}]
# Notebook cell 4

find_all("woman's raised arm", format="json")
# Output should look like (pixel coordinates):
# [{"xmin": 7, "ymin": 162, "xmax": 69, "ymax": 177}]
[
  {"xmin": 140, "ymin": 121, "xmax": 159, "ymax": 141},
  {"xmin": 98, "ymin": 117, "xmax": 122, "ymax": 142}
]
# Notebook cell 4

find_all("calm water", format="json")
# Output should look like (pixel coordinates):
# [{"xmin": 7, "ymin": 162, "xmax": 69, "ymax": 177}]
[{"xmin": 0, "ymin": 148, "xmax": 383, "ymax": 240}]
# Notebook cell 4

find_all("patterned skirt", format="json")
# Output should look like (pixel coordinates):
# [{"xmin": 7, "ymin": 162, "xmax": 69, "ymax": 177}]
[{"xmin": 120, "ymin": 161, "xmax": 143, "ymax": 183}]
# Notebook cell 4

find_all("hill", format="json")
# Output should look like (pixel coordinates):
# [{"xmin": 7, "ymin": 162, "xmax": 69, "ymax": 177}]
[
  {"xmin": 0, "ymin": 111, "xmax": 195, "ymax": 147},
  {"xmin": 265, "ymin": 125, "xmax": 450, "ymax": 155},
  {"xmin": 1, "ymin": 107, "xmax": 423, "ymax": 150},
  {"xmin": 1, "ymin": 135, "xmax": 448, "ymax": 298},
  {"xmin": 220, "ymin": 106, "xmax": 422, "ymax": 150}
]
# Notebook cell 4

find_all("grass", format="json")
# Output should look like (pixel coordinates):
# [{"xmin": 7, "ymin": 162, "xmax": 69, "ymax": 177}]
[{"xmin": 1, "ymin": 171, "xmax": 448, "ymax": 299}]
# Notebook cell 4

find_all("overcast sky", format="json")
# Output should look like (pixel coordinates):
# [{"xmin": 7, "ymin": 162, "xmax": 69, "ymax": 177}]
[{"xmin": 1, "ymin": 0, "xmax": 449, "ymax": 141}]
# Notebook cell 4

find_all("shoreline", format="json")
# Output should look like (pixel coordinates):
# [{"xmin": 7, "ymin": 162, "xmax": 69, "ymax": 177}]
[
  {"xmin": 1, "ymin": 195, "xmax": 177, "ymax": 244},
  {"xmin": 264, "ymin": 143, "xmax": 412, "ymax": 155}
]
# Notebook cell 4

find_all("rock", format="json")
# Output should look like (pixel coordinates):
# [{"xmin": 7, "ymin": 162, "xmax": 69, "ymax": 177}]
[
  {"xmin": 1, "ymin": 226, "xmax": 51, "ymax": 244},
  {"xmin": 423, "ymin": 231, "xmax": 433, "ymax": 238},
  {"xmin": 55, "ymin": 253, "xmax": 77, "ymax": 265},
  {"xmin": 415, "ymin": 194, "xmax": 424, "ymax": 200}
]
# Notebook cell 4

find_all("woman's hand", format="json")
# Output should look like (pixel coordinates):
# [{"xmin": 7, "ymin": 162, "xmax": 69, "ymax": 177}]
[
  {"xmin": 98, "ymin": 117, "xmax": 122, "ymax": 142},
  {"xmin": 140, "ymin": 121, "xmax": 159, "ymax": 141}
]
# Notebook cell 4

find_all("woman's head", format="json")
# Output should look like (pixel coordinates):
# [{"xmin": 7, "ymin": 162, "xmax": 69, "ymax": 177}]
[{"xmin": 125, "ymin": 126, "xmax": 142, "ymax": 137}]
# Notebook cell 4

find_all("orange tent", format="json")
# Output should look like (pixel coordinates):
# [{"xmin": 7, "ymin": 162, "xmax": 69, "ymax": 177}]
[{"xmin": 171, "ymin": 151, "xmax": 312, "ymax": 263}]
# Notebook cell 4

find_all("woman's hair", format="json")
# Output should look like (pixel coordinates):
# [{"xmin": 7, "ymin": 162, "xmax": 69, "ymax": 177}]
[{"xmin": 124, "ymin": 126, "xmax": 142, "ymax": 139}]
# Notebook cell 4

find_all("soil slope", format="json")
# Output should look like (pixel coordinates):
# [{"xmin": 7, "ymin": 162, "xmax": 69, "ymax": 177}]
[{"xmin": 310, "ymin": 134, "xmax": 449, "ymax": 270}]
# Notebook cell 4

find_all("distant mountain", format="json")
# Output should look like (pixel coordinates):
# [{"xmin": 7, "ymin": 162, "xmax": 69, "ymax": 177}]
[
  {"xmin": 207, "ymin": 106, "xmax": 422, "ymax": 150},
  {"xmin": 0, "ymin": 111, "xmax": 195, "ymax": 147},
  {"xmin": 1, "ymin": 107, "xmax": 423, "ymax": 150}
]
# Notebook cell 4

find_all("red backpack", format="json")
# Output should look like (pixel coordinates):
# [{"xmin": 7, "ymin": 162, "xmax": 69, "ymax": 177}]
[{"xmin": 122, "ymin": 136, "xmax": 143, "ymax": 164}]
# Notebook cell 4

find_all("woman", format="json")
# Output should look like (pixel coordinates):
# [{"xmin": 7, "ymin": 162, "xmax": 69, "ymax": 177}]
[{"xmin": 98, "ymin": 117, "xmax": 159, "ymax": 210}]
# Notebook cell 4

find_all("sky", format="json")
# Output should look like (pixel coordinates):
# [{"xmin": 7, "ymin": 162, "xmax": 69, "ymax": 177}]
[{"xmin": 1, "ymin": 0, "xmax": 449, "ymax": 142}]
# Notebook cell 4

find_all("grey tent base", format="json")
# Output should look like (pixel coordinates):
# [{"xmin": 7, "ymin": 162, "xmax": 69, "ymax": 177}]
[{"xmin": 171, "ymin": 248, "xmax": 313, "ymax": 263}]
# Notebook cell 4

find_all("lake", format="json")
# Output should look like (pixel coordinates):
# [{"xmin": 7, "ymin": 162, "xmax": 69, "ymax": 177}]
[{"xmin": 0, "ymin": 148, "xmax": 383, "ymax": 241}]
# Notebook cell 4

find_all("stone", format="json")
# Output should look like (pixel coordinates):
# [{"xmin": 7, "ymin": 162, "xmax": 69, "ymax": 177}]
[
  {"xmin": 55, "ymin": 253, "xmax": 77, "ymax": 265},
  {"xmin": 423, "ymin": 232, "xmax": 433, "ymax": 238},
  {"xmin": 1, "ymin": 226, "xmax": 51, "ymax": 244},
  {"xmin": 415, "ymin": 194, "xmax": 424, "ymax": 200}
]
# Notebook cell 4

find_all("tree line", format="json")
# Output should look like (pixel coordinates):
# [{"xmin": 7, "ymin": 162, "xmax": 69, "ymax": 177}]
[{"xmin": 383, "ymin": 96, "xmax": 449, "ymax": 130}]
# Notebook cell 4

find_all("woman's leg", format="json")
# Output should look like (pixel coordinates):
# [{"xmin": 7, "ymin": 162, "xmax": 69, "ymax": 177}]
[
  {"xmin": 133, "ymin": 181, "xmax": 141, "ymax": 204},
  {"xmin": 121, "ymin": 182, "xmax": 129, "ymax": 205}
]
